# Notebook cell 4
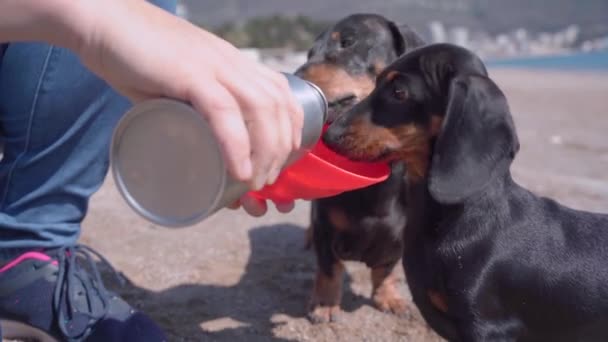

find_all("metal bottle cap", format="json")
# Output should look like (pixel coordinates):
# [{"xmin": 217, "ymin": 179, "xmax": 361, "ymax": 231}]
[{"xmin": 111, "ymin": 99, "xmax": 227, "ymax": 227}]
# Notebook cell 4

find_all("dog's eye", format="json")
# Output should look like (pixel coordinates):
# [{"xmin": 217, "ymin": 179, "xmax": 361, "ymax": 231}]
[
  {"xmin": 340, "ymin": 37, "xmax": 355, "ymax": 48},
  {"xmin": 393, "ymin": 87, "xmax": 408, "ymax": 101}
]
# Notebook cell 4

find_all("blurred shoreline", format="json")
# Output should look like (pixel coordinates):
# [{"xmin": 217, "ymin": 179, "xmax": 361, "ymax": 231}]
[
  {"xmin": 485, "ymin": 49, "xmax": 608, "ymax": 70},
  {"xmin": 239, "ymin": 47, "xmax": 608, "ymax": 74}
]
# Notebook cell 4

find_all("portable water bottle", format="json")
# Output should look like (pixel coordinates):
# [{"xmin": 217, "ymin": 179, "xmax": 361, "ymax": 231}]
[{"xmin": 110, "ymin": 73, "xmax": 328, "ymax": 227}]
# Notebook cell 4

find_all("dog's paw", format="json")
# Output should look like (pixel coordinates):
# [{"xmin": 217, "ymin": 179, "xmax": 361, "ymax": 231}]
[
  {"xmin": 371, "ymin": 266, "xmax": 409, "ymax": 317},
  {"xmin": 373, "ymin": 294, "xmax": 409, "ymax": 317},
  {"xmin": 308, "ymin": 305, "xmax": 343, "ymax": 324},
  {"xmin": 307, "ymin": 266, "xmax": 344, "ymax": 324}
]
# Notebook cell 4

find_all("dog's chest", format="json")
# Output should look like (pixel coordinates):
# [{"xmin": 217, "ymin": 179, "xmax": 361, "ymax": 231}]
[{"xmin": 411, "ymin": 215, "xmax": 481, "ymax": 311}]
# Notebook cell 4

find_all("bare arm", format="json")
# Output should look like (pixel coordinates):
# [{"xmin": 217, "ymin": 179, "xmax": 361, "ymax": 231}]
[
  {"xmin": 0, "ymin": 0, "xmax": 84, "ymax": 48},
  {"xmin": 0, "ymin": 0, "xmax": 303, "ymax": 216}
]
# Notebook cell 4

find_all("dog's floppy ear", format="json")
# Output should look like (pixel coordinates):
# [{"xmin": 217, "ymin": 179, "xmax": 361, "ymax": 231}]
[
  {"xmin": 387, "ymin": 22, "xmax": 426, "ymax": 56},
  {"xmin": 428, "ymin": 75, "xmax": 519, "ymax": 204}
]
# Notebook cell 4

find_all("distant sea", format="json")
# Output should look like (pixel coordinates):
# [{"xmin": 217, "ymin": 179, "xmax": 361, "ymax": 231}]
[{"xmin": 485, "ymin": 49, "xmax": 608, "ymax": 71}]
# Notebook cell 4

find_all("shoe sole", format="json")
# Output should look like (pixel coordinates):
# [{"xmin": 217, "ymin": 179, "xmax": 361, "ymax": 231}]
[{"xmin": 0, "ymin": 320, "xmax": 57, "ymax": 342}]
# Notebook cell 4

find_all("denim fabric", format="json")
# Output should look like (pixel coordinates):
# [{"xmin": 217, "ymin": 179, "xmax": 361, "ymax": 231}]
[
  {"xmin": 0, "ymin": 44, "xmax": 6, "ymax": 62},
  {"xmin": 0, "ymin": 0, "xmax": 177, "ymax": 256}
]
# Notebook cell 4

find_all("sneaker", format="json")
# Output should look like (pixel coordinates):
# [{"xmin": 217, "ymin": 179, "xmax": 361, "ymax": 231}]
[{"xmin": 0, "ymin": 245, "xmax": 167, "ymax": 342}]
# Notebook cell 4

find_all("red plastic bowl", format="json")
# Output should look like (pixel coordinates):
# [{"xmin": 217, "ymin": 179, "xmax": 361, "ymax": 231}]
[{"xmin": 249, "ymin": 127, "xmax": 390, "ymax": 202}]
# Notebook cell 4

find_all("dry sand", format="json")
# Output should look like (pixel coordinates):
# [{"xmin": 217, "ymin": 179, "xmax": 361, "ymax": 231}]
[{"xmin": 4, "ymin": 67, "xmax": 608, "ymax": 342}]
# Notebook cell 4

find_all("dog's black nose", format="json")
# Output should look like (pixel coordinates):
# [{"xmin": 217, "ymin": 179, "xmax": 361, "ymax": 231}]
[{"xmin": 322, "ymin": 123, "xmax": 344, "ymax": 148}]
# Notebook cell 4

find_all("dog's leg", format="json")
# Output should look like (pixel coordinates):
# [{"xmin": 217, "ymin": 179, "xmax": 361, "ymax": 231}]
[
  {"xmin": 371, "ymin": 263, "xmax": 408, "ymax": 316},
  {"xmin": 308, "ymin": 261, "xmax": 344, "ymax": 323},
  {"xmin": 304, "ymin": 225, "xmax": 313, "ymax": 250}
]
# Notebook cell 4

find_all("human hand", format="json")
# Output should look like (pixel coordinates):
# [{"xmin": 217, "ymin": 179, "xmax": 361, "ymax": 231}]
[
  {"xmin": 75, "ymin": 0, "xmax": 304, "ymax": 193},
  {"xmin": 226, "ymin": 196, "xmax": 295, "ymax": 217}
]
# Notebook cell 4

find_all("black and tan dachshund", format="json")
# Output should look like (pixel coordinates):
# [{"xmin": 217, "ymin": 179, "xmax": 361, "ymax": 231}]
[
  {"xmin": 323, "ymin": 42, "xmax": 608, "ymax": 341},
  {"xmin": 294, "ymin": 13, "xmax": 425, "ymax": 323}
]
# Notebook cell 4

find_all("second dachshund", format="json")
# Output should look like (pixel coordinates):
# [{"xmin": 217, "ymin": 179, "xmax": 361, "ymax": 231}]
[{"xmin": 295, "ymin": 13, "xmax": 424, "ymax": 323}]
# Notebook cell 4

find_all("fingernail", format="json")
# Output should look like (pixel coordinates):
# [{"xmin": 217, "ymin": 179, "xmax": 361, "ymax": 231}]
[
  {"xmin": 239, "ymin": 159, "xmax": 253, "ymax": 181},
  {"xmin": 252, "ymin": 174, "xmax": 266, "ymax": 191},
  {"xmin": 266, "ymin": 168, "xmax": 281, "ymax": 186}
]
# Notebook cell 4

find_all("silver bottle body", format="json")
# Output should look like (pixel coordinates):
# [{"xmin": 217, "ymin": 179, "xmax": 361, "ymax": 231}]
[{"xmin": 110, "ymin": 73, "xmax": 327, "ymax": 227}]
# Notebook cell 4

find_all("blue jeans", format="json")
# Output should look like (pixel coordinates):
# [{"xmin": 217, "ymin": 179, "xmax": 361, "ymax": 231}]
[{"xmin": 0, "ymin": 0, "xmax": 177, "ymax": 256}]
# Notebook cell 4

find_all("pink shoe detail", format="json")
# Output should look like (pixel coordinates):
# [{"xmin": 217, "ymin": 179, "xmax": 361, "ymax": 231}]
[{"xmin": 0, "ymin": 252, "xmax": 57, "ymax": 273}]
